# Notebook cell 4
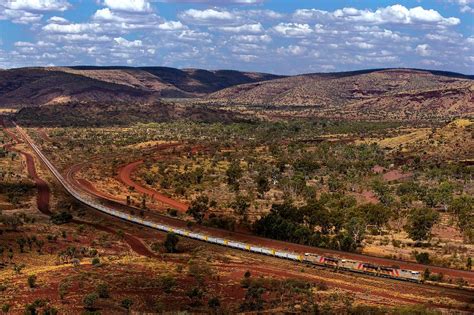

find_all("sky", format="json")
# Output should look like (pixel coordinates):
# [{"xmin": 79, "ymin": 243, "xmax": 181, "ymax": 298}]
[{"xmin": 0, "ymin": 0, "xmax": 473, "ymax": 74}]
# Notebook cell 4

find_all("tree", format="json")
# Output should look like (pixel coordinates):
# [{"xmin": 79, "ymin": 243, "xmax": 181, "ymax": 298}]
[
  {"xmin": 27, "ymin": 275, "xmax": 37, "ymax": 288},
  {"xmin": 121, "ymin": 298, "xmax": 133, "ymax": 311},
  {"xmin": 405, "ymin": 208, "xmax": 440, "ymax": 242},
  {"xmin": 231, "ymin": 195, "xmax": 250, "ymax": 221},
  {"xmin": 255, "ymin": 173, "xmax": 270, "ymax": 197},
  {"xmin": 344, "ymin": 216, "xmax": 367, "ymax": 251},
  {"xmin": 450, "ymin": 196, "xmax": 473, "ymax": 242},
  {"xmin": 415, "ymin": 252, "xmax": 431, "ymax": 264},
  {"xmin": 163, "ymin": 232, "xmax": 179, "ymax": 253},
  {"xmin": 226, "ymin": 161, "xmax": 242, "ymax": 190},
  {"xmin": 208, "ymin": 296, "xmax": 220, "ymax": 310},
  {"xmin": 50, "ymin": 211, "xmax": 73, "ymax": 225},
  {"xmin": 240, "ymin": 283, "xmax": 265, "ymax": 312},
  {"xmin": 467, "ymin": 257, "xmax": 472, "ymax": 270},
  {"xmin": 96, "ymin": 283, "xmax": 109, "ymax": 298},
  {"xmin": 187, "ymin": 195, "xmax": 209, "ymax": 223},
  {"xmin": 357, "ymin": 203, "xmax": 391, "ymax": 234},
  {"xmin": 83, "ymin": 293, "xmax": 98, "ymax": 310}
]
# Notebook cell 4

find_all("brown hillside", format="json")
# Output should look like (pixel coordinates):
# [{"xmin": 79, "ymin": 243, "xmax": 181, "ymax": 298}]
[
  {"xmin": 208, "ymin": 69, "xmax": 473, "ymax": 119},
  {"xmin": 0, "ymin": 66, "xmax": 281, "ymax": 107}
]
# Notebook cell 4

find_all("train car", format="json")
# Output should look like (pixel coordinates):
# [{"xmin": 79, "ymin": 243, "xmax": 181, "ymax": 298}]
[
  {"xmin": 260, "ymin": 248, "xmax": 274, "ymax": 256},
  {"xmin": 207, "ymin": 237, "xmax": 220, "ymax": 244},
  {"xmin": 275, "ymin": 251, "xmax": 289, "ymax": 259},
  {"xmin": 378, "ymin": 266, "xmax": 399, "ymax": 278},
  {"xmin": 287, "ymin": 253, "xmax": 302, "ymax": 261},
  {"xmin": 321, "ymin": 256, "xmax": 340, "ymax": 268},
  {"xmin": 303, "ymin": 253, "xmax": 324, "ymax": 265},
  {"xmin": 339, "ymin": 259, "xmax": 360, "ymax": 271},
  {"xmin": 357, "ymin": 263, "xmax": 379, "ymax": 275},
  {"xmin": 398, "ymin": 269, "xmax": 422, "ymax": 282},
  {"xmin": 214, "ymin": 238, "xmax": 226, "ymax": 246}
]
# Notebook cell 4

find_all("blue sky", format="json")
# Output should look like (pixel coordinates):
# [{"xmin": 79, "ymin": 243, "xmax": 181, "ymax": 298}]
[{"xmin": 0, "ymin": 0, "xmax": 473, "ymax": 74}]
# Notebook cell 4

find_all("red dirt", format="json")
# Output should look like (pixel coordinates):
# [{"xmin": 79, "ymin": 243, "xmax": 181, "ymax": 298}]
[
  {"xmin": 1, "ymin": 119, "xmax": 155, "ymax": 258},
  {"xmin": 383, "ymin": 169, "xmax": 413, "ymax": 182},
  {"xmin": 118, "ymin": 159, "xmax": 189, "ymax": 212}
]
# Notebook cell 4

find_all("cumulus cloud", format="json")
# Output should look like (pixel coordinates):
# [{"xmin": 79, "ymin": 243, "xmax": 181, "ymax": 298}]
[
  {"xmin": 3, "ymin": 0, "xmax": 70, "ymax": 11},
  {"xmin": 415, "ymin": 44, "xmax": 431, "ymax": 56},
  {"xmin": 114, "ymin": 37, "xmax": 143, "ymax": 47},
  {"xmin": 277, "ymin": 45, "xmax": 307, "ymax": 56},
  {"xmin": 273, "ymin": 23, "xmax": 313, "ymax": 37},
  {"xmin": 102, "ymin": 0, "xmax": 152, "ymax": 13},
  {"xmin": 215, "ymin": 23, "xmax": 263, "ymax": 34},
  {"xmin": 157, "ymin": 21, "xmax": 186, "ymax": 31},
  {"xmin": 178, "ymin": 8, "xmax": 234, "ymax": 24},
  {"xmin": 160, "ymin": 0, "xmax": 264, "ymax": 3}
]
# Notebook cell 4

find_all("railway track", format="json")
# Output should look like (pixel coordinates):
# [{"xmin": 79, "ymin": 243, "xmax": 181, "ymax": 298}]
[{"xmin": 11, "ymin": 122, "xmax": 474, "ymax": 288}]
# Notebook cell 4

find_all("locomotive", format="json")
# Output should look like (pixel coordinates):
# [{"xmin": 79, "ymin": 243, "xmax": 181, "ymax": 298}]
[{"xmin": 304, "ymin": 253, "xmax": 422, "ymax": 282}]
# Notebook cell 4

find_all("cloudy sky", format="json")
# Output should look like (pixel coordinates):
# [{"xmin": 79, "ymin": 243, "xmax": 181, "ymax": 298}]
[{"xmin": 0, "ymin": 0, "xmax": 473, "ymax": 74}]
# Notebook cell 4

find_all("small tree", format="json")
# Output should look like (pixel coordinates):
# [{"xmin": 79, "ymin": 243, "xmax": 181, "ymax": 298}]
[
  {"xmin": 27, "ymin": 275, "xmax": 37, "ymax": 288},
  {"xmin": 97, "ymin": 283, "xmax": 109, "ymax": 298},
  {"xmin": 83, "ymin": 293, "xmax": 98, "ymax": 310},
  {"xmin": 164, "ymin": 233, "xmax": 179, "ymax": 253},
  {"xmin": 121, "ymin": 298, "xmax": 133, "ymax": 311},
  {"xmin": 405, "ymin": 208, "xmax": 439, "ymax": 242},
  {"xmin": 467, "ymin": 257, "xmax": 472, "ymax": 270},
  {"xmin": 187, "ymin": 195, "xmax": 209, "ymax": 224},
  {"xmin": 208, "ymin": 296, "xmax": 220, "ymax": 310}
]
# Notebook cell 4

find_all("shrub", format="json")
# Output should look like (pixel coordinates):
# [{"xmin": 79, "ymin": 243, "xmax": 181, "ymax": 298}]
[
  {"xmin": 121, "ymin": 298, "xmax": 133, "ymax": 310},
  {"xmin": 164, "ymin": 233, "xmax": 179, "ymax": 253},
  {"xmin": 50, "ymin": 211, "xmax": 73, "ymax": 225},
  {"xmin": 208, "ymin": 296, "xmax": 220, "ymax": 309},
  {"xmin": 91, "ymin": 257, "xmax": 100, "ymax": 266},
  {"xmin": 83, "ymin": 293, "xmax": 99, "ymax": 309},
  {"xmin": 96, "ymin": 283, "xmax": 109, "ymax": 298},
  {"xmin": 415, "ymin": 252, "xmax": 431, "ymax": 265},
  {"xmin": 27, "ymin": 275, "xmax": 37, "ymax": 288}
]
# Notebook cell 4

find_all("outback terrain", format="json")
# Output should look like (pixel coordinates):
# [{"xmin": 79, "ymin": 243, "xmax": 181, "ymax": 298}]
[{"xmin": 0, "ymin": 66, "xmax": 473, "ymax": 314}]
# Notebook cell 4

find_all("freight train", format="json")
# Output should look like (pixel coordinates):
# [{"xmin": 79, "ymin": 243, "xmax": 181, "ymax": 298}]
[{"xmin": 14, "ymin": 123, "xmax": 422, "ymax": 284}]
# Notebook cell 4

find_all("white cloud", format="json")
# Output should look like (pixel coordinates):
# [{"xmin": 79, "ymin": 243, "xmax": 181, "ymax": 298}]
[
  {"xmin": 416, "ymin": 44, "xmax": 431, "ymax": 56},
  {"xmin": 47, "ymin": 16, "xmax": 68, "ymax": 23},
  {"xmin": 277, "ymin": 45, "xmax": 307, "ymax": 56},
  {"xmin": 333, "ymin": 5, "xmax": 460, "ymax": 26},
  {"xmin": 178, "ymin": 9, "xmax": 234, "ymax": 24},
  {"xmin": 216, "ymin": 23, "xmax": 263, "ymax": 34},
  {"xmin": 114, "ymin": 37, "xmax": 143, "ymax": 47},
  {"xmin": 0, "ymin": 8, "xmax": 43, "ymax": 23},
  {"xmin": 273, "ymin": 23, "xmax": 313, "ymax": 37},
  {"xmin": 103, "ymin": 0, "xmax": 152, "ymax": 13},
  {"xmin": 232, "ymin": 34, "xmax": 271, "ymax": 43},
  {"xmin": 43, "ymin": 22, "xmax": 100, "ymax": 33},
  {"xmin": 157, "ymin": 21, "xmax": 186, "ymax": 31},
  {"xmin": 3, "ymin": 0, "xmax": 70, "ymax": 11}
]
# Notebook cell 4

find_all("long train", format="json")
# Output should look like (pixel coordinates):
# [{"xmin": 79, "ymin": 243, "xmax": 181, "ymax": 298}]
[{"xmin": 13, "ymin": 123, "xmax": 422, "ymax": 283}]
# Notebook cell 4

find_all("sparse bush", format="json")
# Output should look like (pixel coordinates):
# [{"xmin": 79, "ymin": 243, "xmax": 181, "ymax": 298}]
[
  {"xmin": 96, "ymin": 283, "xmax": 109, "ymax": 298},
  {"xmin": 83, "ymin": 293, "xmax": 99, "ymax": 310},
  {"xmin": 91, "ymin": 257, "xmax": 100, "ymax": 266},
  {"xmin": 121, "ymin": 298, "xmax": 133, "ymax": 310},
  {"xmin": 27, "ymin": 275, "xmax": 37, "ymax": 288}
]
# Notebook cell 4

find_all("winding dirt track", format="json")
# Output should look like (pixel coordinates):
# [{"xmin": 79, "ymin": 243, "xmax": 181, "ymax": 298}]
[
  {"xmin": 1, "ymin": 119, "xmax": 155, "ymax": 257},
  {"xmin": 117, "ymin": 155, "xmax": 188, "ymax": 212},
  {"xmin": 69, "ymin": 149, "xmax": 474, "ymax": 285}
]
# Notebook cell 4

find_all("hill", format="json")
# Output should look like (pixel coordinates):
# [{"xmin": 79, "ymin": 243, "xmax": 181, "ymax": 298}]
[
  {"xmin": 207, "ymin": 69, "xmax": 474, "ymax": 120},
  {"xmin": 0, "ymin": 67, "xmax": 282, "ymax": 107}
]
